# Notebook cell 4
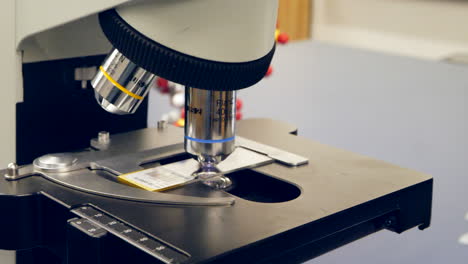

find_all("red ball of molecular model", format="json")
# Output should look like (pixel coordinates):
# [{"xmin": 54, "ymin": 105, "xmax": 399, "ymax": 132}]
[{"xmin": 266, "ymin": 23, "xmax": 289, "ymax": 77}]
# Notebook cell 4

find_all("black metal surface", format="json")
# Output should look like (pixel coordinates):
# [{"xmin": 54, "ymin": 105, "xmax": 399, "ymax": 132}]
[
  {"xmin": 17, "ymin": 55, "xmax": 148, "ymax": 165},
  {"xmin": 71, "ymin": 206, "xmax": 189, "ymax": 263},
  {"xmin": 226, "ymin": 169, "xmax": 301, "ymax": 203},
  {"xmin": 1, "ymin": 119, "xmax": 432, "ymax": 264},
  {"xmin": 67, "ymin": 218, "xmax": 108, "ymax": 264},
  {"xmin": 66, "ymin": 216, "xmax": 166, "ymax": 264}
]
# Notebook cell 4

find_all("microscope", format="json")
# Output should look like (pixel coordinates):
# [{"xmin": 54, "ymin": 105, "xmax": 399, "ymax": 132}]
[
  {"xmin": 89, "ymin": 1, "xmax": 276, "ymax": 188},
  {"xmin": 0, "ymin": 1, "xmax": 433, "ymax": 264}
]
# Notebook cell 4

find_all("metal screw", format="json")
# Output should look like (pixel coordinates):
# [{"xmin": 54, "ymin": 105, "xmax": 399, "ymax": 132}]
[
  {"xmin": 157, "ymin": 120, "xmax": 168, "ymax": 130},
  {"xmin": 98, "ymin": 131, "xmax": 110, "ymax": 144},
  {"xmin": 74, "ymin": 66, "xmax": 97, "ymax": 89},
  {"xmin": 383, "ymin": 216, "xmax": 396, "ymax": 228},
  {"xmin": 384, "ymin": 219, "xmax": 393, "ymax": 227},
  {"xmin": 5, "ymin": 163, "xmax": 19, "ymax": 179}
]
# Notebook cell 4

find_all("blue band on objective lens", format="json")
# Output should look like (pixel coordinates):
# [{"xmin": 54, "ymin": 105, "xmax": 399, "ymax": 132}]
[{"xmin": 185, "ymin": 136, "xmax": 235, "ymax": 144}]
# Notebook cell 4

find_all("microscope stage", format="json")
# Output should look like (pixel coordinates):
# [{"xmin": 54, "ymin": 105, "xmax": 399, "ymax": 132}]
[{"xmin": 0, "ymin": 119, "xmax": 432, "ymax": 264}]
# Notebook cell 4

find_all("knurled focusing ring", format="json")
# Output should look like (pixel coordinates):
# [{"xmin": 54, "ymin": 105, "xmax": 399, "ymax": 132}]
[{"xmin": 98, "ymin": 9, "xmax": 275, "ymax": 91}]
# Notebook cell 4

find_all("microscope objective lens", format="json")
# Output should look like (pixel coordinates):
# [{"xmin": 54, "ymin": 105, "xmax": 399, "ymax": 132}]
[{"xmin": 192, "ymin": 161, "xmax": 232, "ymax": 189}]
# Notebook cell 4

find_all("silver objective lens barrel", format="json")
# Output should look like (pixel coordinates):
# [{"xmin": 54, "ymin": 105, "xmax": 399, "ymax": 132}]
[
  {"xmin": 91, "ymin": 48, "xmax": 155, "ymax": 115},
  {"xmin": 185, "ymin": 87, "xmax": 236, "ymax": 164}
]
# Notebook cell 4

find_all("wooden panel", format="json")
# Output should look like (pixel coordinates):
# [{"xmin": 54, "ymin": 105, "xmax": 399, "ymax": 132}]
[{"xmin": 277, "ymin": 0, "xmax": 312, "ymax": 40}]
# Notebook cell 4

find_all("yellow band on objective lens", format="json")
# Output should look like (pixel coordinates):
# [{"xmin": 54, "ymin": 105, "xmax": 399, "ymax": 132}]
[{"xmin": 99, "ymin": 66, "xmax": 143, "ymax": 100}]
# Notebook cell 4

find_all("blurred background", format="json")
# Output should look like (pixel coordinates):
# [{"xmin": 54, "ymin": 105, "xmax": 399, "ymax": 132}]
[
  {"xmin": 298, "ymin": 0, "xmax": 468, "ymax": 61},
  {"xmin": 149, "ymin": 0, "xmax": 468, "ymax": 263}
]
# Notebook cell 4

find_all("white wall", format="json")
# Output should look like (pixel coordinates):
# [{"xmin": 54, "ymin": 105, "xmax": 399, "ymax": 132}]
[
  {"xmin": 313, "ymin": 0, "xmax": 468, "ymax": 60},
  {"xmin": 0, "ymin": 250, "xmax": 15, "ymax": 264},
  {"xmin": 0, "ymin": 3, "xmax": 16, "ymax": 256},
  {"xmin": 0, "ymin": 0, "xmax": 17, "ymax": 254},
  {"xmin": 0, "ymin": 1, "xmax": 18, "ymax": 170}
]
